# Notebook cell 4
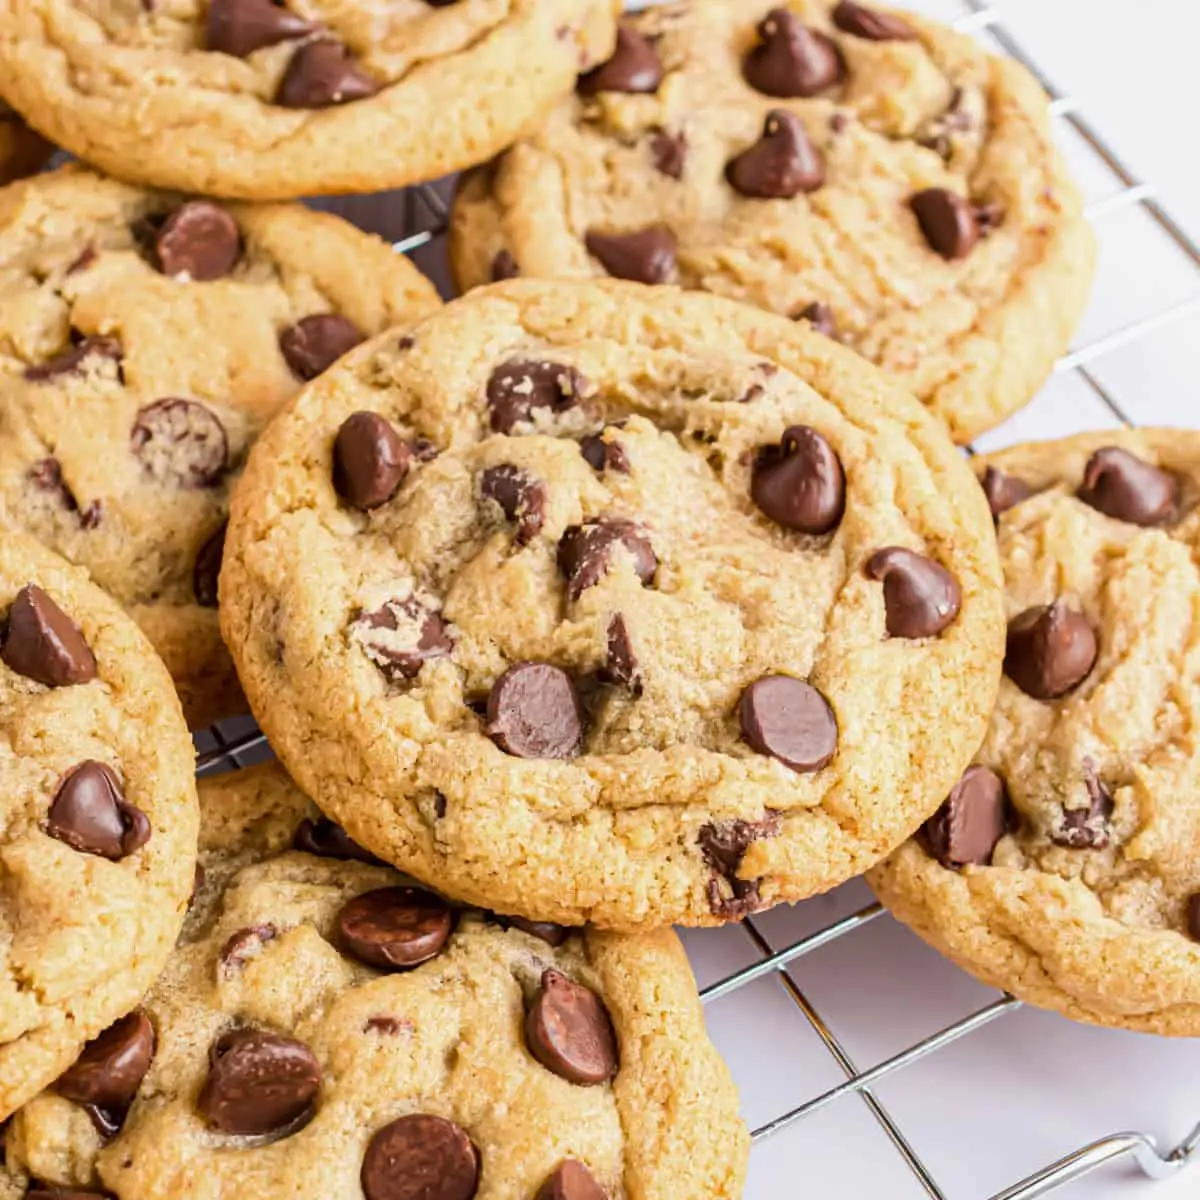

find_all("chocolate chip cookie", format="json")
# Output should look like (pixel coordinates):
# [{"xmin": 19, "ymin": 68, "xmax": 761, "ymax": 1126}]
[
  {"xmin": 0, "ymin": 0, "xmax": 620, "ymax": 200},
  {"xmin": 870, "ymin": 429, "xmax": 1200, "ymax": 1035},
  {"xmin": 0, "ymin": 103, "xmax": 52, "ymax": 187},
  {"xmin": 1, "ymin": 762, "xmax": 749, "ymax": 1198},
  {"xmin": 0, "ymin": 165, "xmax": 440, "ymax": 728},
  {"xmin": 0, "ymin": 531, "xmax": 198, "ymax": 1120},
  {"xmin": 220, "ymin": 278, "xmax": 1004, "ymax": 930},
  {"xmin": 450, "ymin": 0, "xmax": 1095, "ymax": 445}
]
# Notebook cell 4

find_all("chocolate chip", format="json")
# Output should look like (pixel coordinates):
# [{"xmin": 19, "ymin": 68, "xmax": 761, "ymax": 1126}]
[
  {"xmin": 57, "ymin": 1011, "xmax": 155, "ymax": 1111},
  {"xmin": 198, "ymin": 1030, "xmax": 321, "ymax": 1137},
  {"xmin": 361, "ymin": 1114, "xmax": 479, "ymax": 1200},
  {"xmin": 485, "ymin": 359, "xmax": 586, "ymax": 434},
  {"xmin": 490, "ymin": 249, "xmax": 519, "ymax": 281},
  {"xmin": 480, "ymin": 464, "xmax": 547, "ymax": 545},
  {"xmin": 155, "ymin": 202, "xmax": 241, "ymax": 281},
  {"xmin": 337, "ymin": 886, "xmax": 453, "ymax": 970},
  {"xmin": 751, "ymin": 426, "xmax": 845, "ymax": 535},
  {"xmin": 131, "ymin": 399, "xmax": 229, "ymax": 488},
  {"xmin": 1186, "ymin": 894, "xmax": 1200, "ymax": 942},
  {"xmin": 832, "ymin": 1, "xmax": 916, "ymax": 41},
  {"xmin": 294, "ymin": 816, "xmax": 384, "ymax": 865},
  {"xmin": 536, "ymin": 1161, "xmax": 609, "ymax": 1200},
  {"xmin": 922, "ymin": 766, "xmax": 1008, "ymax": 868},
  {"xmin": 699, "ymin": 813, "xmax": 782, "ymax": 917},
  {"xmin": 739, "ymin": 676, "xmax": 837, "ymax": 772},
  {"xmin": 207, "ymin": 0, "xmax": 312, "ymax": 56},
  {"xmin": 865, "ymin": 548, "xmax": 961, "ymax": 638},
  {"xmin": 577, "ymin": 24, "xmax": 662, "ymax": 95},
  {"xmin": 1051, "ymin": 766, "xmax": 1114, "ymax": 850},
  {"xmin": 351, "ymin": 597, "xmax": 453, "ymax": 680},
  {"xmin": 507, "ymin": 917, "xmax": 573, "ymax": 948},
  {"xmin": 276, "ymin": 39, "xmax": 379, "ymax": 108},
  {"xmin": 980, "ymin": 465, "xmax": 1031, "ymax": 520},
  {"xmin": 79, "ymin": 501, "xmax": 102, "ymax": 529},
  {"xmin": 24, "ymin": 336, "xmax": 122, "ymax": 383},
  {"xmin": 650, "ymin": 128, "xmax": 687, "ymax": 179},
  {"xmin": 46, "ymin": 762, "xmax": 151, "ymax": 861},
  {"xmin": 1004, "ymin": 601, "xmax": 1096, "ymax": 699},
  {"xmin": 795, "ymin": 301, "xmax": 836, "ymax": 338},
  {"xmin": 743, "ymin": 8, "xmax": 843, "ymax": 98},
  {"xmin": 333, "ymin": 411, "xmax": 411, "ymax": 509},
  {"xmin": 26, "ymin": 1187, "xmax": 115, "ymax": 1199},
  {"xmin": 579, "ymin": 434, "xmax": 630, "ymax": 475},
  {"xmin": 910, "ymin": 189, "xmax": 979, "ymax": 260},
  {"xmin": 486, "ymin": 662, "xmax": 584, "ymax": 759},
  {"xmin": 585, "ymin": 228, "xmax": 677, "ymax": 285},
  {"xmin": 525, "ymin": 969, "xmax": 617, "ymax": 1085},
  {"xmin": 193, "ymin": 521, "xmax": 227, "ymax": 608},
  {"xmin": 602, "ymin": 613, "xmax": 641, "ymax": 694},
  {"xmin": 363, "ymin": 1016, "xmax": 408, "ymax": 1036},
  {"xmin": 1077, "ymin": 446, "xmax": 1179, "ymax": 527},
  {"xmin": 67, "ymin": 245, "xmax": 97, "ymax": 275},
  {"xmin": 558, "ymin": 519, "xmax": 657, "ymax": 600},
  {"xmin": 433, "ymin": 792, "xmax": 448, "ymax": 819},
  {"xmin": 2, "ymin": 584, "xmax": 97, "ymax": 687},
  {"xmin": 219, "ymin": 924, "xmax": 278, "ymax": 973},
  {"xmin": 279, "ymin": 314, "xmax": 364, "ymax": 381},
  {"xmin": 727, "ymin": 109, "xmax": 824, "ymax": 199},
  {"xmin": 81, "ymin": 1104, "xmax": 122, "ymax": 1142}
]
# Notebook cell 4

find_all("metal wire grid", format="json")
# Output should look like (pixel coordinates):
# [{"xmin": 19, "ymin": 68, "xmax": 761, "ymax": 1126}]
[{"xmin": 195, "ymin": 3, "xmax": 1200, "ymax": 1195}]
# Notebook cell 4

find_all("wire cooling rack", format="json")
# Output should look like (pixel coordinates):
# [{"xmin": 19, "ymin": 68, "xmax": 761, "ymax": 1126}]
[{"xmin": 198, "ymin": 2, "xmax": 1200, "ymax": 1196}]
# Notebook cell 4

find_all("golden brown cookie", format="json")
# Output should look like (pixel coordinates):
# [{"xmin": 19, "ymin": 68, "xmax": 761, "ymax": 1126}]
[
  {"xmin": 0, "ymin": 532, "xmax": 197, "ymax": 1120},
  {"xmin": 1, "ymin": 762, "xmax": 749, "ymax": 1199},
  {"xmin": 220, "ymin": 278, "xmax": 1004, "ymax": 930},
  {"xmin": 871, "ymin": 429, "xmax": 1200, "ymax": 1035},
  {"xmin": 0, "ymin": 165, "xmax": 440, "ymax": 728},
  {"xmin": 0, "ymin": 0, "xmax": 620, "ymax": 200},
  {"xmin": 450, "ymin": 0, "xmax": 1095, "ymax": 444}
]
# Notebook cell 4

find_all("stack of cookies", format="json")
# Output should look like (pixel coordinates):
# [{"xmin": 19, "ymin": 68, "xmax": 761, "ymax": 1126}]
[{"xmin": 0, "ymin": 1, "xmax": 1192, "ymax": 1197}]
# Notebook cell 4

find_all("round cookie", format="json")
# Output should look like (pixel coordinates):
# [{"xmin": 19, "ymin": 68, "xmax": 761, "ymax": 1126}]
[
  {"xmin": 450, "ymin": 0, "xmax": 1095, "ymax": 445},
  {"xmin": 0, "ymin": 531, "xmax": 198, "ymax": 1120},
  {"xmin": 1, "ymin": 762, "xmax": 749, "ymax": 1199},
  {"xmin": 220, "ymin": 278, "xmax": 1004, "ymax": 930},
  {"xmin": 870, "ymin": 429, "xmax": 1200, "ymax": 1035},
  {"xmin": 0, "ymin": 0, "xmax": 620, "ymax": 201},
  {"xmin": 0, "ymin": 103, "xmax": 52, "ymax": 186},
  {"xmin": 0, "ymin": 165, "xmax": 440, "ymax": 729}
]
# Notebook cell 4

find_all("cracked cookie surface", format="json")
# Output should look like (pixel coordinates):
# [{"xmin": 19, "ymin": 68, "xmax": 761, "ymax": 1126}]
[
  {"xmin": 870, "ymin": 429, "xmax": 1200, "ymax": 1035},
  {"xmin": 450, "ymin": 0, "xmax": 1094, "ymax": 444},
  {"xmin": 221, "ymin": 279, "xmax": 1004, "ymax": 930},
  {"xmin": 0, "ymin": 762, "xmax": 748, "ymax": 1199},
  {"xmin": 0, "ymin": 165, "xmax": 440, "ymax": 728},
  {"xmin": 0, "ymin": 531, "xmax": 197, "ymax": 1120},
  {"xmin": 0, "ymin": 0, "xmax": 620, "ymax": 199}
]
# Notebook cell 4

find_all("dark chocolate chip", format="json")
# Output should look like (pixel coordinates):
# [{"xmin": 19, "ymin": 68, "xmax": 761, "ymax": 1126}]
[
  {"xmin": 279, "ymin": 314, "xmax": 364, "ymax": 381},
  {"xmin": 727, "ymin": 109, "xmax": 824, "ymax": 199},
  {"xmin": 739, "ymin": 676, "xmax": 837, "ymax": 772},
  {"xmin": 585, "ymin": 227, "xmax": 677, "ymax": 285},
  {"xmin": 699, "ymin": 813, "xmax": 782, "ymax": 917},
  {"xmin": 578, "ymin": 434, "xmax": 630, "ymax": 474},
  {"xmin": 922, "ymin": 766, "xmax": 1008, "ymax": 868},
  {"xmin": 1004, "ymin": 601, "xmax": 1096, "ymax": 699},
  {"xmin": 650, "ymin": 128, "xmax": 687, "ymax": 179},
  {"xmin": 743, "ymin": 8, "xmax": 843, "ymax": 98},
  {"xmin": 795, "ymin": 301, "xmax": 836, "ymax": 338},
  {"xmin": 294, "ymin": 816, "xmax": 384, "ymax": 865},
  {"xmin": 276, "ymin": 39, "xmax": 379, "ymax": 108},
  {"xmin": 486, "ymin": 662, "xmax": 584, "ymax": 759},
  {"xmin": 155, "ymin": 202, "xmax": 241, "ymax": 281},
  {"xmin": 46, "ymin": 762, "xmax": 151, "ymax": 861},
  {"xmin": 351, "ymin": 597, "xmax": 453, "ymax": 681},
  {"xmin": 1051, "ymin": 766, "xmax": 1113, "ymax": 850},
  {"xmin": 1186, "ymin": 894, "xmax": 1200, "ymax": 943},
  {"xmin": 2, "ymin": 584, "xmax": 97, "ymax": 687},
  {"xmin": 26, "ymin": 453, "xmax": 103, "ymax": 528},
  {"xmin": 1077, "ymin": 446, "xmax": 1179, "ymax": 527},
  {"xmin": 525, "ymin": 969, "xmax": 618, "ymax": 1085},
  {"xmin": 601, "ymin": 613, "xmax": 641, "ymax": 694},
  {"xmin": 57, "ymin": 1010, "xmax": 155, "ymax": 1111},
  {"xmin": 558, "ymin": 519, "xmax": 657, "ymax": 600},
  {"xmin": 197, "ymin": 1030, "xmax": 321, "ymax": 1136},
  {"xmin": 131, "ymin": 398, "xmax": 229, "ymax": 488},
  {"xmin": 219, "ymin": 924, "xmax": 278, "ymax": 974},
  {"xmin": 910, "ymin": 188, "xmax": 978, "ymax": 259},
  {"xmin": 433, "ymin": 792, "xmax": 448, "ymax": 819},
  {"xmin": 536, "ymin": 1161, "xmax": 609, "ymax": 1200},
  {"xmin": 24, "ymin": 336, "xmax": 122, "ymax": 383},
  {"xmin": 751, "ymin": 425, "xmax": 845, "ymax": 535},
  {"xmin": 980, "ymin": 465, "xmax": 1032, "ymax": 520},
  {"xmin": 206, "ymin": 0, "xmax": 313, "ymax": 57},
  {"xmin": 79, "ymin": 501, "xmax": 102, "ymax": 529},
  {"xmin": 333, "ymin": 411, "xmax": 411, "ymax": 509},
  {"xmin": 506, "ymin": 917, "xmax": 574, "ymax": 948},
  {"xmin": 363, "ymin": 1016, "xmax": 408, "ymax": 1036},
  {"xmin": 490, "ymin": 249, "xmax": 519, "ymax": 281},
  {"xmin": 81, "ymin": 1104, "xmax": 123, "ymax": 1142},
  {"xmin": 485, "ymin": 359, "xmax": 586, "ymax": 434},
  {"xmin": 193, "ymin": 521, "xmax": 227, "ymax": 608},
  {"xmin": 832, "ymin": 0, "xmax": 916, "ymax": 41},
  {"xmin": 864, "ymin": 547, "xmax": 961, "ymax": 638},
  {"xmin": 480, "ymin": 464, "xmax": 547, "ymax": 545},
  {"xmin": 577, "ymin": 24, "xmax": 663, "ymax": 95},
  {"xmin": 337, "ymin": 886, "xmax": 453, "ymax": 969},
  {"xmin": 361, "ymin": 1114, "xmax": 479, "ymax": 1200}
]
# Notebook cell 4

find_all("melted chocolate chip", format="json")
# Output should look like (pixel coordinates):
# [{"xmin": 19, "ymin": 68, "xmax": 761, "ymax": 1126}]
[
  {"xmin": 206, "ymin": 0, "xmax": 312, "ymax": 57},
  {"xmin": 485, "ymin": 359, "xmax": 586, "ymax": 434},
  {"xmin": 131, "ymin": 399, "xmax": 229, "ymax": 488},
  {"xmin": 699, "ymin": 813, "xmax": 781, "ymax": 918},
  {"xmin": 832, "ymin": 1, "xmax": 916, "ymax": 41},
  {"xmin": 739, "ymin": 676, "xmax": 837, "ymax": 772},
  {"xmin": 1050, "ymin": 767, "xmax": 1114, "ymax": 850},
  {"xmin": 507, "ymin": 917, "xmax": 574, "ymax": 947},
  {"xmin": 865, "ymin": 548, "xmax": 961, "ymax": 638},
  {"xmin": 922, "ymin": 766, "xmax": 1008, "ymax": 868},
  {"xmin": 352, "ymin": 597, "xmax": 453, "ymax": 681},
  {"xmin": 193, "ymin": 521, "xmax": 227, "ymax": 608},
  {"xmin": 486, "ymin": 663, "xmax": 584, "ymax": 759},
  {"xmin": 293, "ymin": 816, "xmax": 383, "ymax": 864},
  {"xmin": 578, "ymin": 434, "xmax": 630, "ymax": 474},
  {"xmin": 490, "ymin": 249, "xmax": 520, "ymax": 281},
  {"xmin": 480, "ymin": 464, "xmax": 547, "ymax": 544},
  {"xmin": 795, "ymin": 301, "xmax": 837, "ymax": 338},
  {"xmin": 650, "ymin": 128, "xmax": 687, "ymax": 179},
  {"xmin": 279, "ymin": 314, "xmax": 364, "ymax": 381},
  {"xmin": 2, "ymin": 584, "xmax": 97, "ymax": 687},
  {"xmin": 1077, "ymin": 446, "xmax": 1179, "ymax": 527},
  {"xmin": 24, "ymin": 336, "xmax": 122, "ymax": 383},
  {"xmin": 57, "ymin": 1010, "xmax": 155, "ymax": 1111},
  {"xmin": 198, "ymin": 1030, "xmax": 321, "ymax": 1137},
  {"xmin": 333, "ymin": 412, "xmax": 411, "ymax": 509},
  {"xmin": 558, "ymin": 519, "xmax": 657, "ymax": 600},
  {"xmin": 361, "ymin": 1114, "xmax": 479, "ymax": 1200},
  {"xmin": 337, "ymin": 886, "xmax": 453, "ymax": 969},
  {"xmin": 155, "ymin": 202, "xmax": 241, "ymax": 281},
  {"xmin": 1004, "ymin": 601, "xmax": 1096, "ymax": 700},
  {"xmin": 46, "ymin": 762, "xmax": 151, "ymax": 861},
  {"xmin": 585, "ymin": 228, "xmax": 677, "ymax": 285},
  {"xmin": 536, "ymin": 1161, "xmax": 609, "ymax": 1200},
  {"xmin": 219, "ymin": 924, "xmax": 278, "ymax": 973},
  {"xmin": 577, "ymin": 24, "xmax": 663, "ymax": 95},
  {"xmin": 1186, "ymin": 894, "xmax": 1200, "ymax": 943},
  {"xmin": 276, "ymin": 39, "xmax": 379, "ymax": 108},
  {"xmin": 601, "ymin": 613, "xmax": 641, "ymax": 694},
  {"xmin": 980, "ymin": 465, "xmax": 1032, "ymax": 520},
  {"xmin": 743, "ymin": 8, "xmax": 843, "ymax": 98},
  {"xmin": 525, "ymin": 969, "xmax": 618, "ymax": 1085},
  {"xmin": 910, "ymin": 188, "xmax": 979, "ymax": 260},
  {"xmin": 751, "ymin": 425, "xmax": 845, "ymax": 534},
  {"xmin": 727, "ymin": 109, "xmax": 824, "ymax": 199}
]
